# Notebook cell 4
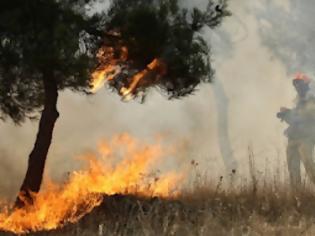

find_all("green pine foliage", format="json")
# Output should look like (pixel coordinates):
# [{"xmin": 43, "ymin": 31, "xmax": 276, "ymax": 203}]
[
  {"xmin": 103, "ymin": 0, "xmax": 230, "ymax": 99},
  {"xmin": 0, "ymin": 0, "xmax": 100, "ymax": 123}
]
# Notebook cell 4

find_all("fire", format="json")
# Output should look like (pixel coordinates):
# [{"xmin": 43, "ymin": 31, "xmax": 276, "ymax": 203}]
[
  {"xmin": 120, "ymin": 58, "xmax": 167, "ymax": 101},
  {"xmin": 90, "ymin": 44, "xmax": 167, "ymax": 100},
  {"xmin": 0, "ymin": 134, "xmax": 185, "ymax": 234},
  {"xmin": 119, "ymin": 69, "xmax": 148, "ymax": 101},
  {"xmin": 91, "ymin": 65, "xmax": 117, "ymax": 93},
  {"xmin": 90, "ymin": 46, "xmax": 127, "ymax": 93}
]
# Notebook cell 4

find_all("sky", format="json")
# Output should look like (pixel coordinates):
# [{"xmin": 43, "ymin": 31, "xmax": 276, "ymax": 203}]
[{"xmin": 0, "ymin": 0, "xmax": 301, "ymax": 199}]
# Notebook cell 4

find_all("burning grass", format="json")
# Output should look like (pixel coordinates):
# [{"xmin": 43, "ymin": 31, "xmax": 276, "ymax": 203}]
[
  {"xmin": 2, "ymin": 137, "xmax": 315, "ymax": 235},
  {"xmin": 3, "ymin": 176, "xmax": 315, "ymax": 236},
  {"xmin": 0, "ymin": 134, "xmax": 185, "ymax": 234}
]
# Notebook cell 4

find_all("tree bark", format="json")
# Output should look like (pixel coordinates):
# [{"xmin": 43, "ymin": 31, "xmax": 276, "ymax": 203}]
[{"xmin": 15, "ymin": 76, "xmax": 59, "ymax": 208}]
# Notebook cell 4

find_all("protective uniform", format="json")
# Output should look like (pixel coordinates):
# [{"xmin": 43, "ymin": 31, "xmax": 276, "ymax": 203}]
[{"xmin": 278, "ymin": 73, "xmax": 315, "ymax": 188}]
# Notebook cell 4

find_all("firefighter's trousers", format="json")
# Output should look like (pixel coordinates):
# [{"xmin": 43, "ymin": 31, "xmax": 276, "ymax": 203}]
[{"xmin": 287, "ymin": 139, "xmax": 315, "ymax": 188}]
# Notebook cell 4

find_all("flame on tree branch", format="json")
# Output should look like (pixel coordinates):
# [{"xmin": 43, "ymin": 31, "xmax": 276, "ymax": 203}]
[{"xmin": 91, "ymin": 0, "xmax": 230, "ymax": 100}]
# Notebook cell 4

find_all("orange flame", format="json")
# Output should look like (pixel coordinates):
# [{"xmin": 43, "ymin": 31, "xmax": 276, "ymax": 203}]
[
  {"xmin": 91, "ymin": 65, "xmax": 117, "ymax": 93},
  {"xmin": 90, "ymin": 44, "xmax": 167, "ymax": 99},
  {"xmin": 91, "ymin": 46, "xmax": 128, "ymax": 93},
  {"xmin": 120, "ymin": 58, "xmax": 167, "ymax": 101},
  {"xmin": 0, "ymin": 134, "xmax": 184, "ymax": 234}
]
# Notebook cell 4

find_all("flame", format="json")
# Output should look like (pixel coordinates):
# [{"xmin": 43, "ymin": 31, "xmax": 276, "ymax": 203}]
[
  {"xmin": 90, "ymin": 46, "xmax": 128, "ymax": 93},
  {"xmin": 90, "ymin": 43, "xmax": 167, "ymax": 100},
  {"xmin": 91, "ymin": 65, "xmax": 117, "ymax": 93},
  {"xmin": 120, "ymin": 69, "xmax": 148, "ymax": 101},
  {"xmin": 120, "ymin": 58, "xmax": 167, "ymax": 101},
  {"xmin": 0, "ymin": 134, "xmax": 184, "ymax": 234}
]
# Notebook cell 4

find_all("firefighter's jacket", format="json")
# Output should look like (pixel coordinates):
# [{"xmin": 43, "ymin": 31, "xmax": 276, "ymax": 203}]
[{"xmin": 285, "ymin": 93, "xmax": 315, "ymax": 141}]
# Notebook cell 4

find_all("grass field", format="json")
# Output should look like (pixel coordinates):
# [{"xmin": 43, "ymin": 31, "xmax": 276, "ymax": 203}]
[
  {"xmin": 2, "ymin": 174, "xmax": 315, "ymax": 236},
  {"xmin": 2, "ymin": 152, "xmax": 315, "ymax": 236}
]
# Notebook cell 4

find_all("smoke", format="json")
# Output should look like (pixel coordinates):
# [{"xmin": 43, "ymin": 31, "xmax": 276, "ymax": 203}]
[
  {"xmin": 0, "ymin": 0, "xmax": 305, "ymax": 199},
  {"xmin": 256, "ymin": 0, "xmax": 315, "ymax": 75}
]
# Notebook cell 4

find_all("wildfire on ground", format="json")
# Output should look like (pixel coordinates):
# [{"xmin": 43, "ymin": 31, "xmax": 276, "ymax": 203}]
[
  {"xmin": 0, "ymin": 134, "xmax": 185, "ymax": 234},
  {"xmin": 91, "ymin": 44, "xmax": 167, "ymax": 101}
]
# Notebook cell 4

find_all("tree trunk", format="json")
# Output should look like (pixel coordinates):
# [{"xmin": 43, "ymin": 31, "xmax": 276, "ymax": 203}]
[
  {"xmin": 213, "ymin": 79, "xmax": 237, "ymax": 173},
  {"xmin": 15, "ymin": 76, "xmax": 59, "ymax": 208}
]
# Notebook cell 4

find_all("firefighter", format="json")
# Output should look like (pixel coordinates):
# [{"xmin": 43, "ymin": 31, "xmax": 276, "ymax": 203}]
[{"xmin": 277, "ymin": 73, "xmax": 315, "ymax": 188}]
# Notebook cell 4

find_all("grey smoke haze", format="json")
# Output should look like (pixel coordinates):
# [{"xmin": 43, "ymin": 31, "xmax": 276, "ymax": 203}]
[
  {"xmin": 0, "ymin": 0, "xmax": 303, "ymax": 199},
  {"xmin": 256, "ymin": 0, "xmax": 315, "ymax": 74}
]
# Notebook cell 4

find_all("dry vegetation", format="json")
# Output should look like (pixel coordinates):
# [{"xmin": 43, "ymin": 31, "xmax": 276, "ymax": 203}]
[{"xmin": 3, "ymin": 159, "xmax": 315, "ymax": 236}]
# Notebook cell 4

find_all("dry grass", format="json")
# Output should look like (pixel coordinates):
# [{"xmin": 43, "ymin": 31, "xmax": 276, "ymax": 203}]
[
  {"xmin": 3, "ymin": 157, "xmax": 315, "ymax": 236},
  {"xmin": 4, "ymin": 178, "xmax": 315, "ymax": 235}
]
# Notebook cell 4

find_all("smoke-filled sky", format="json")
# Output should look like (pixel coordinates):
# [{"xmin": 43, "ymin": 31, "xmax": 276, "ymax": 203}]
[{"xmin": 0, "ymin": 0, "xmax": 304, "ymax": 199}]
